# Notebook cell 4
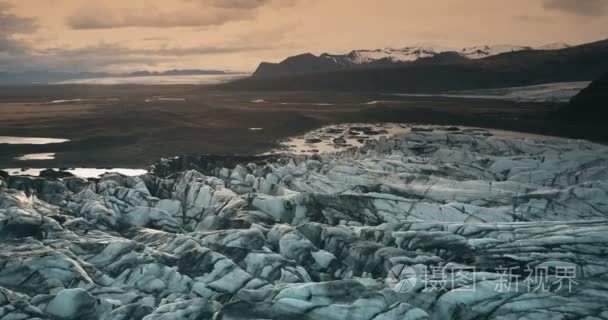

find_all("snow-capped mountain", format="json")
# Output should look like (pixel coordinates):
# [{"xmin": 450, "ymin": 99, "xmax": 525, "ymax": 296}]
[
  {"xmin": 459, "ymin": 45, "xmax": 534, "ymax": 59},
  {"xmin": 322, "ymin": 43, "xmax": 570, "ymax": 65},
  {"xmin": 252, "ymin": 41, "xmax": 578, "ymax": 77},
  {"xmin": 325, "ymin": 42, "xmax": 578, "ymax": 65},
  {"xmin": 324, "ymin": 47, "xmax": 440, "ymax": 65}
]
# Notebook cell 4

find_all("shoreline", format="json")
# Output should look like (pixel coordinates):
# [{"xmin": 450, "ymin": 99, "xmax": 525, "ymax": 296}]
[{"xmin": 2, "ymin": 122, "xmax": 601, "ymax": 178}]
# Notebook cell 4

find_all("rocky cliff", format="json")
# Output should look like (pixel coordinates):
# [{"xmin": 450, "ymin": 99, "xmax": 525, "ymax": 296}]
[{"xmin": 557, "ymin": 72, "xmax": 608, "ymax": 122}]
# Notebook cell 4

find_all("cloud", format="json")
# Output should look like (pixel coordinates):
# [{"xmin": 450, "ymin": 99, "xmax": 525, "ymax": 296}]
[
  {"xmin": 0, "ymin": 38, "xmax": 26, "ymax": 54},
  {"xmin": 514, "ymin": 13, "xmax": 554, "ymax": 23},
  {"xmin": 0, "ymin": 2, "xmax": 37, "ymax": 34},
  {"xmin": 67, "ymin": 0, "xmax": 299, "ymax": 29},
  {"xmin": 0, "ymin": 0, "xmax": 289, "ymax": 73},
  {"xmin": 67, "ymin": 3, "xmax": 255, "ymax": 29},
  {"xmin": 198, "ymin": 0, "xmax": 298, "ymax": 10},
  {"xmin": 0, "ymin": 41, "xmax": 274, "ymax": 72},
  {"xmin": 0, "ymin": 4, "xmax": 36, "ymax": 34},
  {"xmin": 141, "ymin": 37, "xmax": 171, "ymax": 42},
  {"xmin": 543, "ymin": 0, "xmax": 608, "ymax": 16},
  {"xmin": 41, "ymin": 42, "xmax": 271, "ymax": 58},
  {"xmin": 198, "ymin": 0, "xmax": 271, "ymax": 9},
  {"xmin": 0, "ymin": 1, "xmax": 37, "ymax": 54}
]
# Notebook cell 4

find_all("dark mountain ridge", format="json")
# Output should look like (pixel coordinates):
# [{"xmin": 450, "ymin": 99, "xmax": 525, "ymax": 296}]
[
  {"xmin": 225, "ymin": 38, "xmax": 608, "ymax": 92},
  {"xmin": 252, "ymin": 48, "xmax": 471, "ymax": 78}
]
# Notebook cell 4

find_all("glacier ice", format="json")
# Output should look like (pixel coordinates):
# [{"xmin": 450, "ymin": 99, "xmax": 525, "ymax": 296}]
[{"xmin": 1, "ymin": 124, "xmax": 607, "ymax": 319}]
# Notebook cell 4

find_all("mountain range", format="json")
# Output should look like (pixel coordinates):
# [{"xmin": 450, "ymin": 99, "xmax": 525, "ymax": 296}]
[
  {"xmin": 251, "ymin": 43, "xmax": 572, "ymax": 77},
  {"xmin": 222, "ymin": 39, "xmax": 606, "ymax": 92}
]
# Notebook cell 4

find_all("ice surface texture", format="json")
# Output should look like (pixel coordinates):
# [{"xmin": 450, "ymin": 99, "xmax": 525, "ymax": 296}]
[{"xmin": 1, "ymin": 126, "xmax": 607, "ymax": 319}]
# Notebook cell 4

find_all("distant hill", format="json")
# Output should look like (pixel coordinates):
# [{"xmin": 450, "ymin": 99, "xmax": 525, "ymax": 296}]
[
  {"xmin": 223, "ymin": 38, "xmax": 608, "ymax": 92},
  {"xmin": 555, "ymin": 73, "xmax": 608, "ymax": 122},
  {"xmin": 0, "ymin": 69, "xmax": 232, "ymax": 85}
]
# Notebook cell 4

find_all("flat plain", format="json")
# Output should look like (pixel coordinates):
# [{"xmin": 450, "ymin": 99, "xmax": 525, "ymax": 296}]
[{"xmin": 0, "ymin": 84, "xmax": 603, "ymax": 169}]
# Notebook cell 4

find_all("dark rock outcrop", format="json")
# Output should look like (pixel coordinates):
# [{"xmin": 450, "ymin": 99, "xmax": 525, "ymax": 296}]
[
  {"xmin": 39, "ymin": 169, "xmax": 75, "ymax": 179},
  {"xmin": 556, "ymin": 72, "xmax": 608, "ymax": 122}
]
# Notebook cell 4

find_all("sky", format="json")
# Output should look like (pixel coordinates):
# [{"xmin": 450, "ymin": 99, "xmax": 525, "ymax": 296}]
[{"xmin": 1, "ymin": 0, "xmax": 607, "ymax": 73}]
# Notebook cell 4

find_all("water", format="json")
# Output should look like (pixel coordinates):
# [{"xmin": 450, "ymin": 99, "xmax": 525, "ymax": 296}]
[
  {"xmin": 391, "ymin": 81, "xmax": 590, "ymax": 103},
  {"xmin": 273, "ymin": 123, "xmax": 411, "ymax": 155},
  {"xmin": 3, "ymin": 168, "xmax": 147, "ymax": 178},
  {"xmin": 145, "ymin": 97, "xmax": 187, "ymax": 102},
  {"xmin": 252, "ymin": 99, "xmax": 336, "ymax": 106},
  {"xmin": 15, "ymin": 153, "xmax": 56, "ymax": 160},
  {"xmin": 50, "ymin": 99, "xmax": 85, "ymax": 103},
  {"xmin": 56, "ymin": 74, "xmax": 249, "ymax": 85},
  {"xmin": 0, "ymin": 136, "xmax": 69, "ymax": 145},
  {"xmin": 270, "ymin": 123, "xmax": 559, "ymax": 155}
]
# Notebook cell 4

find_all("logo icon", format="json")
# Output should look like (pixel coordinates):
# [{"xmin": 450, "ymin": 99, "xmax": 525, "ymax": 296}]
[{"xmin": 386, "ymin": 264, "xmax": 419, "ymax": 293}]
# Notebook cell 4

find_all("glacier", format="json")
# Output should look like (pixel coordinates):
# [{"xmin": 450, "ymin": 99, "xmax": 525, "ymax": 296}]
[{"xmin": 1, "ymin": 124, "xmax": 607, "ymax": 319}]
